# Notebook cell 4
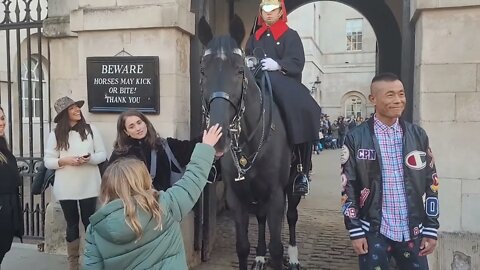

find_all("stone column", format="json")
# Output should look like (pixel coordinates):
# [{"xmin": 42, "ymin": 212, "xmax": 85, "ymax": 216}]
[
  {"xmin": 44, "ymin": 0, "xmax": 198, "ymax": 265},
  {"xmin": 411, "ymin": 1, "xmax": 480, "ymax": 269},
  {"xmin": 70, "ymin": 0, "xmax": 194, "ymax": 146}
]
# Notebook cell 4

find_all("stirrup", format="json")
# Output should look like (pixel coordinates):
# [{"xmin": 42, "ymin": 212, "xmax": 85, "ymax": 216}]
[{"xmin": 293, "ymin": 173, "xmax": 310, "ymax": 196}]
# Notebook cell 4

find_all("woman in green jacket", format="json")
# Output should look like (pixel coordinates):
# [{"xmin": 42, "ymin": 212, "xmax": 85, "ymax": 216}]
[{"xmin": 82, "ymin": 124, "xmax": 222, "ymax": 270}]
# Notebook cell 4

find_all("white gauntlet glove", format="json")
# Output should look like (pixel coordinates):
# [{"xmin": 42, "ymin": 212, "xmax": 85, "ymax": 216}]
[{"xmin": 261, "ymin": 58, "xmax": 281, "ymax": 71}]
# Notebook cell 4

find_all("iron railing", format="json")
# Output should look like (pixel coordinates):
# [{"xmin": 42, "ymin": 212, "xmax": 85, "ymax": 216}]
[{"xmin": 1, "ymin": 0, "xmax": 49, "ymax": 240}]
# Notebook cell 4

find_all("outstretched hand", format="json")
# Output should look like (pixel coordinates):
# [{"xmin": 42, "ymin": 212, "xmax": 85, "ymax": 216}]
[{"xmin": 202, "ymin": 124, "xmax": 223, "ymax": 147}]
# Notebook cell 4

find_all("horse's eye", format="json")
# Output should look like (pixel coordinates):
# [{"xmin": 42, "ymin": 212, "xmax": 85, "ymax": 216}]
[{"xmin": 238, "ymin": 68, "xmax": 244, "ymax": 75}]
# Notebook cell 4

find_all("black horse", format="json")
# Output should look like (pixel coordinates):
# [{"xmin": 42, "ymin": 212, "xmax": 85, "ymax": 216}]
[{"xmin": 198, "ymin": 16, "xmax": 303, "ymax": 270}]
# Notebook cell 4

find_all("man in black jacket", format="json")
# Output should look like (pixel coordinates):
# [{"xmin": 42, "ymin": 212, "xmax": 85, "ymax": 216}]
[{"xmin": 341, "ymin": 73, "xmax": 439, "ymax": 269}]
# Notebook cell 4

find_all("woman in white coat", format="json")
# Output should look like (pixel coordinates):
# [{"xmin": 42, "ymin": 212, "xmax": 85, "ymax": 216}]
[{"xmin": 44, "ymin": 96, "xmax": 106, "ymax": 270}]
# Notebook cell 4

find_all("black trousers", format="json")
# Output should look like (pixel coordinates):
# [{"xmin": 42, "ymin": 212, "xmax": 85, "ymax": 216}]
[
  {"xmin": 0, "ymin": 234, "xmax": 13, "ymax": 264},
  {"xmin": 0, "ymin": 195, "xmax": 18, "ymax": 265},
  {"xmin": 359, "ymin": 232, "xmax": 429, "ymax": 270},
  {"xmin": 59, "ymin": 197, "xmax": 97, "ymax": 242}
]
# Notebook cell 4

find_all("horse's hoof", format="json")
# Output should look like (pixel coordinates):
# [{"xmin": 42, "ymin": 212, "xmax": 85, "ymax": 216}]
[
  {"xmin": 251, "ymin": 261, "xmax": 267, "ymax": 270},
  {"xmin": 288, "ymin": 263, "xmax": 301, "ymax": 270}
]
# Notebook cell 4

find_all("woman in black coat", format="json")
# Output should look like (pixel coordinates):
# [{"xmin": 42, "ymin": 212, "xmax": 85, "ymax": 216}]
[
  {"xmin": 245, "ymin": 0, "xmax": 322, "ymax": 196},
  {"xmin": 109, "ymin": 110, "xmax": 206, "ymax": 191},
  {"xmin": 0, "ymin": 106, "xmax": 23, "ymax": 265}
]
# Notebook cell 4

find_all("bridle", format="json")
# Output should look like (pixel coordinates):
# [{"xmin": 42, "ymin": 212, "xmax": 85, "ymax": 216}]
[
  {"xmin": 200, "ymin": 48, "xmax": 270, "ymax": 181},
  {"xmin": 200, "ymin": 61, "xmax": 248, "ymax": 136}
]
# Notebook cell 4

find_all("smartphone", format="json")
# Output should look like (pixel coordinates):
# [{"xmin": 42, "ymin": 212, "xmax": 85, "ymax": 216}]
[{"xmin": 82, "ymin": 153, "xmax": 91, "ymax": 158}]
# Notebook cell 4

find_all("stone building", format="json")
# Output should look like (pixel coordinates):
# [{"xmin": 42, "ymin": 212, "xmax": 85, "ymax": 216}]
[{"xmin": 288, "ymin": 2, "xmax": 377, "ymax": 120}]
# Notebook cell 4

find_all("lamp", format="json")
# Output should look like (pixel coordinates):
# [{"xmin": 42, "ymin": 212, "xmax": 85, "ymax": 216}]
[{"xmin": 310, "ymin": 76, "xmax": 322, "ymax": 94}]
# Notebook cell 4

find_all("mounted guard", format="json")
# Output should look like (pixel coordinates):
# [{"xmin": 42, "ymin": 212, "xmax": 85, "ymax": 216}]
[{"xmin": 246, "ymin": 0, "xmax": 322, "ymax": 196}]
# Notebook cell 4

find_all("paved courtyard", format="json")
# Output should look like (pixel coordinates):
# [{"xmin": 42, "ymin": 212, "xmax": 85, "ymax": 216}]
[{"xmin": 194, "ymin": 149, "xmax": 359, "ymax": 270}]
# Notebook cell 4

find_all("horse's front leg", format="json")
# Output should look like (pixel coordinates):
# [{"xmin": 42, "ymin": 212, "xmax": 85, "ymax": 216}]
[
  {"xmin": 267, "ymin": 188, "xmax": 286, "ymax": 270},
  {"xmin": 286, "ymin": 184, "xmax": 302, "ymax": 270},
  {"xmin": 234, "ymin": 210, "xmax": 250, "ymax": 270},
  {"xmin": 227, "ymin": 189, "xmax": 250, "ymax": 270},
  {"xmin": 252, "ymin": 208, "xmax": 267, "ymax": 270}
]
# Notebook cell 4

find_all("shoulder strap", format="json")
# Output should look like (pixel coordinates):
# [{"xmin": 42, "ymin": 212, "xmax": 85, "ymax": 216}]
[
  {"xmin": 150, "ymin": 150, "xmax": 157, "ymax": 179},
  {"xmin": 161, "ymin": 139, "xmax": 185, "ymax": 173}
]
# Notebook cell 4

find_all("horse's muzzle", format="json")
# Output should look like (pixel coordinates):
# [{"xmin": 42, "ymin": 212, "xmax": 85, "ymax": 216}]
[{"xmin": 213, "ymin": 128, "xmax": 231, "ymax": 157}]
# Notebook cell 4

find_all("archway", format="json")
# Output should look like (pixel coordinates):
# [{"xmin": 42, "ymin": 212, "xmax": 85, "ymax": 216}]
[{"xmin": 285, "ymin": 0, "xmax": 402, "ymax": 75}]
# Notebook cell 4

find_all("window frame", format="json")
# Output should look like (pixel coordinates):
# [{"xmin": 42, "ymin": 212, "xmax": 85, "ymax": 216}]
[
  {"xmin": 20, "ymin": 56, "xmax": 48, "ymax": 123},
  {"xmin": 346, "ymin": 18, "xmax": 363, "ymax": 52},
  {"xmin": 344, "ymin": 95, "xmax": 363, "ymax": 118}
]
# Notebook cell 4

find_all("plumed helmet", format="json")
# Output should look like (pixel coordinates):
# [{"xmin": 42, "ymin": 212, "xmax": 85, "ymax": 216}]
[{"xmin": 260, "ymin": 0, "xmax": 282, "ymax": 12}]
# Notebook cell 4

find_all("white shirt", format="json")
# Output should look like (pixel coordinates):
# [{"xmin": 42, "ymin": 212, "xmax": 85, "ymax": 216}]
[{"xmin": 44, "ymin": 125, "xmax": 106, "ymax": 201}]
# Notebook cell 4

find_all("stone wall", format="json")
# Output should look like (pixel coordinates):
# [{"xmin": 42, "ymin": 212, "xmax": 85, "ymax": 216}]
[{"xmin": 413, "ymin": 4, "xmax": 480, "ymax": 269}]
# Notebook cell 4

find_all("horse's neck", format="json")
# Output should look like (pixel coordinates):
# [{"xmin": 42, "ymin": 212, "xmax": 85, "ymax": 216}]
[
  {"xmin": 240, "ymin": 77, "xmax": 269, "ymax": 147},
  {"xmin": 244, "ymin": 82, "xmax": 262, "ymax": 116}
]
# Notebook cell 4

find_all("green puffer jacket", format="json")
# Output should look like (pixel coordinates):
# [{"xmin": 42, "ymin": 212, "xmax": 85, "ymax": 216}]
[{"xmin": 82, "ymin": 143, "xmax": 215, "ymax": 270}]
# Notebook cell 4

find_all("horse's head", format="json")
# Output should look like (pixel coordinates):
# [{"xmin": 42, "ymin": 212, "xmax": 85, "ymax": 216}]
[{"xmin": 198, "ymin": 15, "xmax": 246, "ymax": 156}]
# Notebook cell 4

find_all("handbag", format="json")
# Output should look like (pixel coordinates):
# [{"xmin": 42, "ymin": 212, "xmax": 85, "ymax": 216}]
[{"xmin": 31, "ymin": 162, "xmax": 55, "ymax": 195}]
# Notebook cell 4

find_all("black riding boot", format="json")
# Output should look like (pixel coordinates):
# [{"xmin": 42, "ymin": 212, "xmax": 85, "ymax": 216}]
[{"xmin": 293, "ymin": 143, "xmax": 312, "ymax": 196}]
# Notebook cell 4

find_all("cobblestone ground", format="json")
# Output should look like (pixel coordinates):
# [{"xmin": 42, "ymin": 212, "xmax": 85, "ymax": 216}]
[
  {"xmin": 194, "ymin": 150, "xmax": 359, "ymax": 270},
  {"xmin": 204, "ymin": 208, "xmax": 359, "ymax": 270}
]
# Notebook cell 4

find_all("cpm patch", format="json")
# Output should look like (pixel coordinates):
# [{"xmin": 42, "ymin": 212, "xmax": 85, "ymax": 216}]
[{"xmin": 357, "ymin": 149, "xmax": 376, "ymax": 160}]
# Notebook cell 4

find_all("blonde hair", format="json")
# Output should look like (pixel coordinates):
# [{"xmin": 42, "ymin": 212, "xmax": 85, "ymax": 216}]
[{"xmin": 100, "ymin": 158, "xmax": 163, "ymax": 240}]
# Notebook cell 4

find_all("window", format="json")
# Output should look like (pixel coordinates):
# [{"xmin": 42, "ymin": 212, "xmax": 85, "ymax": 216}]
[
  {"xmin": 21, "ymin": 56, "xmax": 47, "ymax": 122},
  {"xmin": 345, "ymin": 95, "xmax": 363, "ymax": 118},
  {"xmin": 346, "ymin": 18, "xmax": 363, "ymax": 51}
]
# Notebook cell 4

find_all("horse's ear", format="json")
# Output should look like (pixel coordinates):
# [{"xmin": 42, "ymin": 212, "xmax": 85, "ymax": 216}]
[
  {"xmin": 198, "ymin": 16, "xmax": 213, "ymax": 46},
  {"xmin": 229, "ymin": 14, "xmax": 245, "ymax": 47}
]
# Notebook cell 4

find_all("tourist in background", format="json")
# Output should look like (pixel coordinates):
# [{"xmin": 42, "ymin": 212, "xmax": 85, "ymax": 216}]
[{"xmin": 0, "ymin": 106, "xmax": 23, "ymax": 268}]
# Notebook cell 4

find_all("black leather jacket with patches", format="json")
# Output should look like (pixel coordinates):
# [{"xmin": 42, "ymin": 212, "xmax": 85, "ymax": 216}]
[{"xmin": 341, "ymin": 117, "xmax": 439, "ymax": 241}]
